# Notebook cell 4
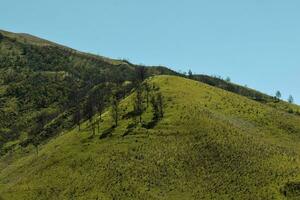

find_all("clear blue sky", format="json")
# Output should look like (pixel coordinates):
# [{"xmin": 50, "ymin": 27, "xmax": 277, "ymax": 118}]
[{"xmin": 1, "ymin": 0, "xmax": 299, "ymax": 103}]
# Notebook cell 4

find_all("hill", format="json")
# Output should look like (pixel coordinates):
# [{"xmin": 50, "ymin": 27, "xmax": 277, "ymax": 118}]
[
  {"xmin": 1, "ymin": 29, "xmax": 299, "ymax": 156},
  {"xmin": 0, "ymin": 29, "xmax": 176, "ymax": 154},
  {"xmin": 1, "ymin": 75, "xmax": 300, "ymax": 199}
]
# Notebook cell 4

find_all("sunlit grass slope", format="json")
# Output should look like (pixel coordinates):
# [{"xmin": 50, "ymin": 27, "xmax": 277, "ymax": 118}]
[{"xmin": 1, "ymin": 75, "xmax": 300, "ymax": 200}]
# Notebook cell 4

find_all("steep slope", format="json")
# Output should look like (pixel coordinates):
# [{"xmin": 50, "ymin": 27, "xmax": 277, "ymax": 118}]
[
  {"xmin": 1, "ymin": 75, "xmax": 300, "ymax": 200},
  {"xmin": 0, "ymin": 29, "xmax": 177, "ymax": 153}
]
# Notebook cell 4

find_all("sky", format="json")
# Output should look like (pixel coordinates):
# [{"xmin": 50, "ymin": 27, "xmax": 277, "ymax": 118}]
[{"xmin": 1, "ymin": 0, "xmax": 299, "ymax": 103}]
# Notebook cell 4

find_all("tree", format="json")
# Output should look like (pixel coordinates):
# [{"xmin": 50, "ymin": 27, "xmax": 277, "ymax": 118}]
[
  {"xmin": 69, "ymin": 86, "xmax": 82, "ymax": 131},
  {"xmin": 68, "ymin": 85, "xmax": 81, "ymax": 107},
  {"xmin": 288, "ymin": 95, "xmax": 294, "ymax": 104},
  {"xmin": 150, "ymin": 95, "xmax": 160, "ymax": 120},
  {"xmin": 275, "ymin": 91, "xmax": 282, "ymax": 100},
  {"xmin": 95, "ymin": 91, "xmax": 105, "ymax": 119},
  {"xmin": 135, "ymin": 66, "xmax": 147, "ymax": 82},
  {"xmin": 133, "ymin": 86, "xmax": 144, "ymax": 123},
  {"xmin": 150, "ymin": 91, "xmax": 164, "ymax": 120},
  {"xmin": 73, "ymin": 106, "xmax": 81, "ymax": 131},
  {"xmin": 30, "ymin": 110, "xmax": 49, "ymax": 156},
  {"xmin": 225, "ymin": 76, "xmax": 231, "ymax": 82},
  {"xmin": 143, "ymin": 82, "xmax": 151, "ymax": 108},
  {"xmin": 110, "ymin": 94, "xmax": 119, "ymax": 127},
  {"xmin": 84, "ymin": 95, "xmax": 96, "ymax": 135},
  {"xmin": 157, "ymin": 92, "xmax": 164, "ymax": 118},
  {"xmin": 188, "ymin": 69, "xmax": 193, "ymax": 78},
  {"xmin": 95, "ymin": 90, "xmax": 105, "ymax": 133}
]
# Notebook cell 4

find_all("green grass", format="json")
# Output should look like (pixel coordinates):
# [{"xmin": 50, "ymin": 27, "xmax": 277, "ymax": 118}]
[
  {"xmin": 0, "ymin": 75, "xmax": 300, "ymax": 199},
  {"xmin": 0, "ymin": 29, "xmax": 178, "ymax": 151}
]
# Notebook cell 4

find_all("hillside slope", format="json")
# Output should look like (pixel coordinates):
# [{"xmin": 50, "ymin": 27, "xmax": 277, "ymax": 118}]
[
  {"xmin": 0, "ymin": 29, "xmax": 176, "ymax": 153},
  {"xmin": 1, "ymin": 29, "xmax": 298, "ymax": 158},
  {"xmin": 1, "ymin": 75, "xmax": 300, "ymax": 200},
  {"xmin": 192, "ymin": 74, "xmax": 300, "ymax": 115}
]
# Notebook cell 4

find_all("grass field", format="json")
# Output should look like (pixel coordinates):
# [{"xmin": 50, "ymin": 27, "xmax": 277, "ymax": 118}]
[{"xmin": 1, "ymin": 75, "xmax": 300, "ymax": 199}]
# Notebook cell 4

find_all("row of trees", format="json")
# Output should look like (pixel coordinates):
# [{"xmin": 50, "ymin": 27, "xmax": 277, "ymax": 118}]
[
  {"xmin": 71, "ymin": 66, "xmax": 164, "ymax": 136},
  {"xmin": 72, "ymin": 84, "xmax": 111, "ymax": 136},
  {"xmin": 132, "ymin": 82, "xmax": 164, "ymax": 125},
  {"xmin": 73, "ymin": 67, "xmax": 164, "ymax": 136},
  {"xmin": 132, "ymin": 66, "xmax": 164, "ymax": 125},
  {"xmin": 111, "ymin": 68, "xmax": 164, "ymax": 129}
]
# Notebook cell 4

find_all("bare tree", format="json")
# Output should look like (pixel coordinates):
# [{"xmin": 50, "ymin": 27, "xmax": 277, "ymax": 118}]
[
  {"xmin": 30, "ymin": 110, "xmax": 48, "ymax": 156},
  {"xmin": 84, "ymin": 95, "xmax": 96, "ymax": 135},
  {"xmin": 95, "ymin": 91, "xmax": 105, "ymax": 133},
  {"xmin": 133, "ymin": 86, "xmax": 144, "ymax": 123}
]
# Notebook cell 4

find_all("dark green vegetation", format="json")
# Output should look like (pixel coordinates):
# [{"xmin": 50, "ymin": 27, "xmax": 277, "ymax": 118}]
[
  {"xmin": 0, "ymin": 30, "xmax": 176, "ymax": 155},
  {"xmin": 1, "ymin": 30, "xmax": 300, "ymax": 199}
]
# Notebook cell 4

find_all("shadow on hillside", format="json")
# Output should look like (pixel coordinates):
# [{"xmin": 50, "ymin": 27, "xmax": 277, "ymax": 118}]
[
  {"xmin": 281, "ymin": 182, "xmax": 300, "ymax": 198},
  {"xmin": 99, "ymin": 126, "xmax": 115, "ymax": 139},
  {"xmin": 142, "ymin": 119, "xmax": 159, "ymax": 129}
]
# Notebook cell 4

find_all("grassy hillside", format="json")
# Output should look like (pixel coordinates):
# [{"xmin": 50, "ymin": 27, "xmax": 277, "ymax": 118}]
[
  {"xmin": 0, "ymin": 29, "xmax": 177, "ymax": 153},
  {"xmin": 192, "ymin": 74, "xmax": 300, "ymax": 115},
  {"xmin": 1, "ymin": 75, "xmax": 300, "ymax": 199},
  {"xmin": 2, "ymin": 29, "xmax": 298, "ymax": 158}
]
